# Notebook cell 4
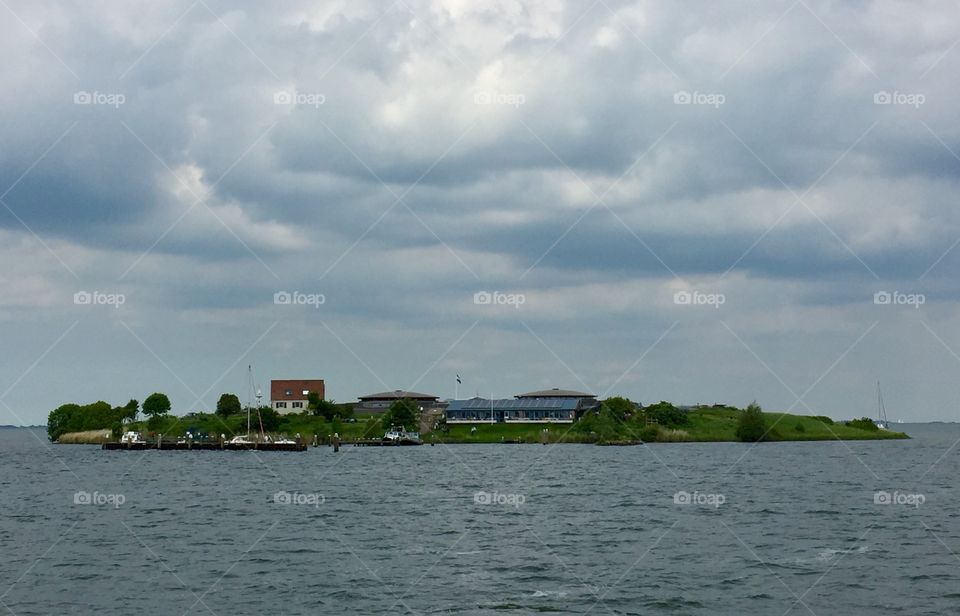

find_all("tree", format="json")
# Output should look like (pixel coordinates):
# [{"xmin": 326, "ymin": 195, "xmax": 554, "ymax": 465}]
[
  {"xmin": 120, "ymin": 399, "xmax": 139, "ymax": 422},
  {"xmin": 603, "ymin": 396, "xmax": 637, "ymax": 421},
  {"xmin": 644, "ymin": 401, "xmax": 689, "ymax": 428},
  {"xmin": 47, "ymin": 400, "xmax": 130, "ymax": 441},
  {"xmin": 736, "ymin": 402, "xmax": 767, "ymax": 442},
  {"xmin": 311, "ymin": 398, "xmax": 337, "ymax": 421},
  {"xmin": 47, "ymin": 403, "xmax": 81, "ymax": 441},
  {"xmin": 142, "ymin": 392, "xmax": 172, "ymax": 418},
  {"xmin": 215, "ymin": 393, "xmax": 242, "ymax": 418},
  {"xmin": 256, "ymin": 406, "xmax": 281, "ymax": 432},
  {"xmin": 382, "ymin": 398, "xmax": 419, "ymax": 430}
]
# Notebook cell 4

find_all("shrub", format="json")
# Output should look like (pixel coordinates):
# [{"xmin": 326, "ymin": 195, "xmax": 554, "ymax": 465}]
[
  {"xmin": 644, "ymin": 401, "xmax": 689, "ymax": 428},
  {"xmin": 794, "ymin": 422, "xmax": 805, "ymax": 433},
  {"xmin": 846, "ymin": 417, "xmax": 879, "ymax": 432},
  {"xmin": 639, "ymin": 425, "xmax": 659, "ymax": 443},
  {"xmin": 735, "ymin": 402, "xmax": 767, "ymax": 442},
  {"xmin": 813, "ymin": 415, "xmax": 834, "ymax": 425}
]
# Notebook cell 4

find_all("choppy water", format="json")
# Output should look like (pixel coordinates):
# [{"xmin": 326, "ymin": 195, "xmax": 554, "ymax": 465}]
[{"xmin": 1, "ymin": 424, "xmax": 958, "ymax": 615}]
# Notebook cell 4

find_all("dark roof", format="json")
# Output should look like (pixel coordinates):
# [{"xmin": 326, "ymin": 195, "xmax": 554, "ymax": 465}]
[
  {"xmin": 358, "ymin": 390, "xmax": 439, "ymax": 401},
  {"xmin": 448, "ymin": 398, "xmax": 579, "ymax": 411},
  {"xmin": 271, "ymin": 379, "xmax": 325, "ymax": 401},
  {"xmin": 515, "ymin": 388, "xmax": 596, "ymax": 399}
]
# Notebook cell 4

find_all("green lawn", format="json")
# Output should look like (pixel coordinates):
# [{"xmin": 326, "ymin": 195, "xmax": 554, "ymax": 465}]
[{"xmin": 431, "ymin": 407, "xmax": 909, "ymax": 444}]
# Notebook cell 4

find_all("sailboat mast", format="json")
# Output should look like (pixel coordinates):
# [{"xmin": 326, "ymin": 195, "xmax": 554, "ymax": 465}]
[{"xmin": 247, "ymin": 365, "xmax": 253, "ymax": 436}]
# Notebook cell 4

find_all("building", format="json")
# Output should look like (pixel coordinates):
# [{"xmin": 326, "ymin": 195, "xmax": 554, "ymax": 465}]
[
  {"xmin": 270, "ymin": 379, "xmax": 325, "ymax": 415},
  {"xmin": 355, "ymin": 390, "xmax": 442, "ymax": 413},
  {"xmin": 446, "ymin": 388, "xmax": 599, "ymax": 423},
  {"xmin": 516, "ymin": 388, "xmax": 599, "ymax": 402}
]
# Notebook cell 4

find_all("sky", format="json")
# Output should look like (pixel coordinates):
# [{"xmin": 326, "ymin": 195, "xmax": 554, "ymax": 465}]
[{"xmin": 2, "ymin": 0, "xmax": 960, "ymax": 424}]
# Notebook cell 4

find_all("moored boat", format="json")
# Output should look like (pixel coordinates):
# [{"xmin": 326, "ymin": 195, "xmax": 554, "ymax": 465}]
[{"xmin": 383, "ymin": 426, "xmax": 423, "ymax": 445}]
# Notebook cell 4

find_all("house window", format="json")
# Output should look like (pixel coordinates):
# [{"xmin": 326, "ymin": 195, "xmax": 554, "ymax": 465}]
[
  {"xmin": 302, "ymin": 389, "xmax": 309, "ymax": 395},
  {"xmin": 276, "ymin": 402, "xmax": 287, "ymax": 408},
  {"xmin": 292, "ymin": 401, "xmax": 303, "ymax": 408}
]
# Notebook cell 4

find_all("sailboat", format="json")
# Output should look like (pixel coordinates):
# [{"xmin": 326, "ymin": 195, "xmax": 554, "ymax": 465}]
[
  {"xmin": 875, "ymin": 381, "xmax": 890, "ymax": 430},
  {"xmin": 228, "ymin": 366, "xmax": 262, "ymax": 444}
]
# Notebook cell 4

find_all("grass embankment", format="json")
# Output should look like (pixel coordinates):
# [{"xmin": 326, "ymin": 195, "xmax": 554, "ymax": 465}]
[
  {"xmin": 56, "ymin": 403, "xmax": 909, "ymax": 445},
  {"xmin": 432, "ymin": 406, "xmax": 909, "ymax": 444}
]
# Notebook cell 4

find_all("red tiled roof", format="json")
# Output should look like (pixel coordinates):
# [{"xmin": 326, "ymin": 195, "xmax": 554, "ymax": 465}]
[{"xmin": 270, "ymin": 379, "xmax": 325, "ymax": 401}]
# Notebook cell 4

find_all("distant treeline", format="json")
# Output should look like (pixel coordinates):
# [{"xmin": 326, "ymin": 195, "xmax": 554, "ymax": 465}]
[{"xmin": 47, "ymin": 400, "xmax": 138, "ymax": 442}]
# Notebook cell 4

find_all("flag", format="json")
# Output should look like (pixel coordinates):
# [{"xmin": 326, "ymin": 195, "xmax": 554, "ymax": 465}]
[{"xmin": 456, "ymin": 374, "xmax": 462, "ymax": 384}]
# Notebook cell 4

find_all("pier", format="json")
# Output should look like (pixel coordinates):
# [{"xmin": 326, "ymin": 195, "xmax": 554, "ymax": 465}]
[{"xmin": 102, "ymin": 441, "xmax": 307, "ymax": 451}]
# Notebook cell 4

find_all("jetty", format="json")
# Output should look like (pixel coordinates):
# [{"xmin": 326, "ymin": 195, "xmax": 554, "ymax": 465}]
[
  {"xmin": 102, "ymin": 440, "xmax": 307, "ymax": 451},
  {"xmin": 350, "ymin": 438, "xmax": 423, "ymax": 447}
]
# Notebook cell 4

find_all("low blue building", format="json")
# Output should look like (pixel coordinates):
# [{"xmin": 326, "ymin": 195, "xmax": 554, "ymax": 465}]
[{"xmin": 446, "ymin": 389, "xmax": 598, "ymax": 423}]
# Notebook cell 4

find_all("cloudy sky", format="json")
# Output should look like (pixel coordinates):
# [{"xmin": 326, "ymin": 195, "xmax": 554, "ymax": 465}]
[{"xmin": 2, "ymin": 0, "xmax": 959, "ymax": 424}]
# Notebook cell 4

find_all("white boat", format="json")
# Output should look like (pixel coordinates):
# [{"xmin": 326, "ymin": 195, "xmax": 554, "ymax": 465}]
[
  {"xmin": 119, "ymin": 431, "xmax": 146, "ymax": 444},
  {"xmin": 228, "ymin": 434, "xmax": 255, "ymax": 445},
  {"xmin": 383, "ymin": 426, "xmax": 423, "ymax": 445}
]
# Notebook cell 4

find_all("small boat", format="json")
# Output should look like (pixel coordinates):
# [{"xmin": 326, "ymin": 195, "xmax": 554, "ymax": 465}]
[
  {"xmin": 228, "ymin": 434, "xmax": 255, "ymax": 445},
  {"xmin": 119, "ymin": 431, "xmax": 146, "ymax": 444},
  {"xmin": 383, "ymin": 426, "xmax": 423, "ymax": 446}
]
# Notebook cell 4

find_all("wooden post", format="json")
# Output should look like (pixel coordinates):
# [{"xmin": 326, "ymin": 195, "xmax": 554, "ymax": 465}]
[
  {"xmin": 333, "ymin": 433, "xmax": 340, "ymax": 452},
  {"xmin": 157, "ymin": 433, "xmax": 162, "ymax": 450}
]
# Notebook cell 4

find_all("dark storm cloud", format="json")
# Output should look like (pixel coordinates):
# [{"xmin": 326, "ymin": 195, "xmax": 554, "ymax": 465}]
[{"xmin": 3, "ymin": 0, "xmax": 960, "ymax": 422}]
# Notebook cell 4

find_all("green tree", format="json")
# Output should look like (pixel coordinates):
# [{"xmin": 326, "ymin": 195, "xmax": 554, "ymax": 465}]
[
  {"xmin": 256, "ymin": 406, "xmax": 281, "ymax": 432},
  {"xmin": 382, "ymin": 398, "xmax": 419, "ymax": 430},
  {"xmin": 644, "ymin": 401, "xmax": 689, "ymax": 428},
  {"xmin": 47, "ymin": 403, "xmax": 81, "ymax": 441},
  {"xmin": 120, "ymin": 399, "xmax": 139, "ymax": 422},
  {"xmin": 602, "ymin": 396, "xmax": 637, "ymax": 421},
  {"xmin": 142, "ymin": 393, "xmax": 172, "ymax": 417},
  {"xmin": 736, "ymin": 402, "xmax": 767, "ymax": 442},
  {"xmin": 310, "ymin": 398, "xmax": 338, "ymax": 421},
  {"xmin": 215, "ymin": 393, "xmax": 242, "ymax": 418}
]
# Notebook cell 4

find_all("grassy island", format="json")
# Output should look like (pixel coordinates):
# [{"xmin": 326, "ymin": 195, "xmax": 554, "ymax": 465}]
[
  {"xmin": 50, "ymin": 394, "xmax": 908, "ymax": 445},
  {"xmin": 431, "ymin": 404, "xmax": 909, "ymax": 444}
]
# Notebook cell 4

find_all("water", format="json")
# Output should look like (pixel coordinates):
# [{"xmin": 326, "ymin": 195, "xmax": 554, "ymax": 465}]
[{"xmin": 1, "ymin": 424, "xmax": 958, "ymax": 615}]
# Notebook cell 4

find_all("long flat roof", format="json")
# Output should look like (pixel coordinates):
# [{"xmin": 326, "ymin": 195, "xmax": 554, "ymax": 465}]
[
  {"xmin": 448, "ymin": 398, "xmax": 579, "ymax": 411},
  {"xmin": 515, "ymin": 388, "xmax": 596, "ymax": 398},
  {"xmin": 358, "ymin": 390, "xmax": 439, "ymax": 401}
]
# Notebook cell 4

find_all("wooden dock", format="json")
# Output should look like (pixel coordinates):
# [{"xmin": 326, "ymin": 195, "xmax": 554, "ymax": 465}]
[
  {"xmin": 102, "ymin": 441, "xmax": 307, "ymax": 452},
  {"xmin": 350, "ymin": 439, "xmax": 423, "ymax": 447}
]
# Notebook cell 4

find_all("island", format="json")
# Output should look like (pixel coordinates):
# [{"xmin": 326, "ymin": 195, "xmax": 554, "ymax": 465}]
[{"xmin": 46, "ymin": 394, "xmax": 908, "ymax": 445}]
